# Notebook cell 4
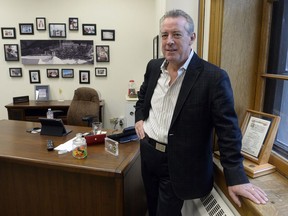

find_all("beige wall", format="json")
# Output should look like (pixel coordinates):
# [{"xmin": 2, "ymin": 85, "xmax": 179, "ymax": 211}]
[
  {"xmin": 0, "ymin": 0, "xmax": 155, "ymax": 127},
  {"xmin": 0, "ymin": 0, "xmax": 199, "ymax": 128}
]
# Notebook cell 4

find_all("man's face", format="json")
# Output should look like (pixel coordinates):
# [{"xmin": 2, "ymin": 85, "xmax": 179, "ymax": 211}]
[{"xmin": 160, "ymin": 17, "xmax": 195, "ymax": 66}]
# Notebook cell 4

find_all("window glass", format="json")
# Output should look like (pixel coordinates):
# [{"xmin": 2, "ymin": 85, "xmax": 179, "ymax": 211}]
[{"xmin": 264, "ymin": 0, "xmax": 288, "ymax": 158}]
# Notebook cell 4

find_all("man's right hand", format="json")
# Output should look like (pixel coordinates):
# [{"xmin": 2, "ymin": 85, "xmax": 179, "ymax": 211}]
[{"xmin": 135, "ymin": 120, "xmax": 145, "ymax": 139}]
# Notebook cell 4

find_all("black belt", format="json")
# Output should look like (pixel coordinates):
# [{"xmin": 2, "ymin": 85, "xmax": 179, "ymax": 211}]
[{"xmin": 147, "ymin": 137, "xmax": 167, "ymax": 153}]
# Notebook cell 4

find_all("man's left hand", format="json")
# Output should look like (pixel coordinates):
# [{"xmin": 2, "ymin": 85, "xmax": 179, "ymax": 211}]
[{"xmin": 228, "ymin": 183, "xmax": 268, "ymax": 207}]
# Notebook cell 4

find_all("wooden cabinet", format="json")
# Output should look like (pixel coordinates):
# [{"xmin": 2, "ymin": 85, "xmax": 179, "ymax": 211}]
[{"xmin": 5, "ymin": 100, "xmax": 104, "ymax": 124}]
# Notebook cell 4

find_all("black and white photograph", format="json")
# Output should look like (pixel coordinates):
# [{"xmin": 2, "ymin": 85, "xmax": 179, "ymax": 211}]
[
  {"xmin": 9, "ymin": 68, "xmax": 22, "ymax": 77},
  {"xmin": 4, "ymin": 44, "xmax": 19, "ymax": 61},
  {"xmin": 69, "ymin": 18, "xmax": 78, "ymax": 31},
  {"xmin": 47, "ymin": 69, "xmax": 59, "ymax": 78},
  {"xmin": 101, "ymin": 30, "xmax": 115, "ymax": 41},
  {"xmin": 96, "ymin": 45, "xmax": 109, "ymax": 62},
  {"xmin": 82, "ymin": 24, "xmax": 96, "ymax": 35},
  {"xmin": 79, "ymin": 70, "xmax": 90, "ymax": 84},
  {"xmin": 1, "ymin": 27, "xmax": 16, "ymax": 39},
  {"xmin": 20, "ymin": 40, "xmax": 94, "ymax": 65},
  {"xmin": 62, "ymin": 69, "xmax": 74, "ymax": 78},
  {"xmin": 19, "ymin": 23, "xmax": 34, "ymax": 35},
  {"xmin": 36, "ymin": 17, "xmax": 46, "ymax": 30},
  {"xmin": 95, "ymin": 67, "xmax": 107, "ymax": 77},
  {"xmin": 49, "ymin": 23, "xmax": 66, "ymax": 38},
  {"xmin": 29, "ymin": 70, "xmax": 41, "ymax": 83}
]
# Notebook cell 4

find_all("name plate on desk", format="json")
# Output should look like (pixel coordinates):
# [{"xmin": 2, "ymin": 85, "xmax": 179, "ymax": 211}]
[{"xmin": 13, "ymin": 96, "xmax": 29, "ymax": 104}]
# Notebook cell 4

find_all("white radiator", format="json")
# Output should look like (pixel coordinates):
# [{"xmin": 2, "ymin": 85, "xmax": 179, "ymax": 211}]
[{"xmin": 181, "ymin": 186, "xmax": 239, "ymax": 216}]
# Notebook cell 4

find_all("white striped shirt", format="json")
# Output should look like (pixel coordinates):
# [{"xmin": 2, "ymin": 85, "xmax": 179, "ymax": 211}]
[{"xmin": 143, "ymin": 50, "xmax": 194, "ymax": 144}]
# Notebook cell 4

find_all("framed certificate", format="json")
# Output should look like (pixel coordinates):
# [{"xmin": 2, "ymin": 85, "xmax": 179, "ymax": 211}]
[{"xmin": 241, "ymin": 109, "xmax": 280, "ymax": 165}]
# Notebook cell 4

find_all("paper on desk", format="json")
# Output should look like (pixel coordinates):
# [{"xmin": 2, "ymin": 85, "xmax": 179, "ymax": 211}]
[{"xmin": 54, "ymin": 137, "xmax": 77, "ymax": 153}]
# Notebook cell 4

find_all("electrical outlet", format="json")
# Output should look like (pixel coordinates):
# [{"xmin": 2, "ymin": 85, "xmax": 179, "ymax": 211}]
[{"xmin": 119, "ymin": 117, "xmax": 125, "ymax": 128}]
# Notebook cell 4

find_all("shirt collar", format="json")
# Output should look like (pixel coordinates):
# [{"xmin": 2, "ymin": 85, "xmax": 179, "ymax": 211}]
[{"xmin": 161, "ymin": 49, "xmax": 194, "ymax": 72}]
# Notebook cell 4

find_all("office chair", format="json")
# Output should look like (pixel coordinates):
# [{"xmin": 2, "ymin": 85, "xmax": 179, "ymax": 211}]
[{"xmin": 66, "ymin": 87, "xmax": 100, "ymax": 127}]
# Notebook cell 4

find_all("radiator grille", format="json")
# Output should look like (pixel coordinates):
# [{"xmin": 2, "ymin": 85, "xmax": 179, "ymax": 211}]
[{"xmin": 200, "ymin": 193, "xmax": 229, "ymax": 216}]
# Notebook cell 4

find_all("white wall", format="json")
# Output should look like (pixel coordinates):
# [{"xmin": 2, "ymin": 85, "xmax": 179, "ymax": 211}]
[
  {"xmin": 0, "ymin": 0, "xmax": 155, "ymax": 128},
  {"xmin": 1, "ymin": 0, "xmax": 200, "ymax": 128}
]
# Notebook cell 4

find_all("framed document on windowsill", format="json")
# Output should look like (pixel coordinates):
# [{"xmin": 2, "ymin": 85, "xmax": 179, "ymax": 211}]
[
  {"xmin": 241, "ymin": 109, "xmax": 280, "ymax": 165},
  {"xmin": 239, "ymin": 109, "xmax": 281, "ymax": 178},
  {"xmin": 241, "ymin": 116, "xmax": 271, "ymax": 158}
]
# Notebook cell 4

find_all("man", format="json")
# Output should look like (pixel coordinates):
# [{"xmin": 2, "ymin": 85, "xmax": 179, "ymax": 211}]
[{"xmin": 135, "ymin": 9, "xmax": 268, "ymax": 216}]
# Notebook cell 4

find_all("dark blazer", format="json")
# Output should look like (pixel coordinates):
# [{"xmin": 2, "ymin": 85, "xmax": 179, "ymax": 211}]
[{"xmin": 135, "ymin": 53, "xmax": 249, "ymax": 200}]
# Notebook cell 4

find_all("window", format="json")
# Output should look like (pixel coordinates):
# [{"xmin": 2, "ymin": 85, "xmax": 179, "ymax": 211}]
[{"xmin": 263, "ymin": 0, "xmax": 288, "ymax": 159}]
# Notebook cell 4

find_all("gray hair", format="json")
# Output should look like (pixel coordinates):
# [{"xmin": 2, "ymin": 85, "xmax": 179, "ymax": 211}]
[{"xmin": 160, "ymin": 9, "xmax": 194, "ymax": 34}]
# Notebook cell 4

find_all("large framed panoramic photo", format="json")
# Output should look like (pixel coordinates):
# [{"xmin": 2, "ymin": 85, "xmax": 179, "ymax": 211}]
[{"xmin": 20, "ymin": 40, "xmax": 94, "ymax": 65}]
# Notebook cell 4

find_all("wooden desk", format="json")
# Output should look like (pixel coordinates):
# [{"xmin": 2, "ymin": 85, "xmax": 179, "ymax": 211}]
[
  {"xmin": 5, "ymin": 100, "xmax": 104, "ymax": 124},
  {"xmin": 0, "ymin": 120, "xmax": 146, "ymax": 216}
]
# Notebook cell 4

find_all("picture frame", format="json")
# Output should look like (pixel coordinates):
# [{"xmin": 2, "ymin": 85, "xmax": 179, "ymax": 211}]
[
  {"xmin": 61, "ymin": 69, "xmax": 74, "ymax": 78},
  {"xmin": 79, "ymin": 70, "xmax": 90, "ymax": 84},
  {"xmin": 101, "ymin": 30, "xmax": 115, "ymax": 41},
  {"xmin": 69, "ymin": 18, "xmax": 78, "ymax": 31},
  {"xmin": 9, "ymin": 68, "xmax": 22, "ymax": 77},
  {"xmin": 1, "ymin": 27, "xmax": 16, "ymax": 39},
  {"xmin": 95, "ymin": 67, "xmax": 107, "ymax": 77},
  {"xmin": 153, "ymin": 35, "xmax": 159, "ymax": 59},
  {"xmin": 49, "ymin": 23, "xmax": 66, "ymax": 38},
  {"xmin": 82, "ymin": 24, "xmax": 96, "ymax": 35},
  {"xmin": 19, "ymin": 23, "xmax": 34, "ymax": 35},
  {"xmin": 4, "ymin": 44, "xmax": 19, "ymax": 61},
  {"xmin": 36, "ymin": 17, "xmax": 46, "ymax": 30},
  {"xmin": 47, "ymin": 69, "xmax": 59, "ymax": 78},
  {"xmin": 29, "ymin": 70, "xmax": 41, "ymax": 83},
  {"xmin": 35, "ymin": 85, "xmax": 49, "ymax": 101},
  {"xmin": 241, "ymin": 109, "xmax": 280, "ymax": 165},
  {"xmin": 96, "ymin": 45, "xmax": 110, "ymax": 62},
  {"xmin": 20, "ymin": 40, "xmax": 94, "ymax": 65}
]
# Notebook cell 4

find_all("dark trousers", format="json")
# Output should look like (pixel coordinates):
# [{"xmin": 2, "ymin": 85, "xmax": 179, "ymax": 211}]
[{"xmin": 140, "ymin": 137, "xmax": 184, "ymax": 216}]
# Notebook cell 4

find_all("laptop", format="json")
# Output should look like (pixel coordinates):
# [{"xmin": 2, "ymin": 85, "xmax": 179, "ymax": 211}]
[
  {"xmin": 84, "ymin": 133, "xmax": 106, "ymax": 145},
  {"xmin": 39, "ymin": 118, "xmax": 72, "ymax": 136}
]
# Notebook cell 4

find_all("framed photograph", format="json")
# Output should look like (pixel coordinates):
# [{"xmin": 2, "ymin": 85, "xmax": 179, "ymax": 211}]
[
  {"xmin": 20, "ymin": 40, "xmax": 94, "ymax": 65},
  {"xmin": 61, "ymin": 69, "xmax": 74, "ymax": 78},
  {"xmin": 9, "ymin": 68, "xmax": 22, "ymax": 77},
  {"xmin": 36, "ymin": 17, "xmax": 46, "ymax": 30},
  {"xmin": 35, "ymin": 85, "xmax": 49, "ymax": 101},
  {"xmin": 95, "ymin": 67, "xmax": 107, "ymax": 77},
  {"xmin": 29, "ymin": 70, "xmax": 41, "ymax": 83},
  {"xmin": 79, "ymin": 70, "xmax": 90, "ymax": 84},
  {"xmin": 47, "ymin": 69, "xmax": 59, "ymax": 78},
  {"xmin": 4, "ymin": 44, "xmax": 19, "ymax": 61},
  {"xmin": 82, "ymin": 24, "xmax": 96, "ymax": 35},
  {"xmin": 69, "ymin": 18, "xmax": 78, "ymax": 31},
  {"xmin": 101, "ymin": 30, "xmax": 115, "ymax": 41},
  {"xmin": 19, "ymin": 23, "xmax": 34, "ymax": 35},
  {"xmin": 49, "ymin": 23, "xmax": 66, "ymax": 38},
  {"xmin": 96, "ymin": 45, "xmax": 110, "ymax": 62},
  {"xmin": 153, "ymin": 35, "xmax": 159, "ymax": 59},
  {"xmin": 1, "ymin": 27, "xmax": 16, "ymax": 39}
]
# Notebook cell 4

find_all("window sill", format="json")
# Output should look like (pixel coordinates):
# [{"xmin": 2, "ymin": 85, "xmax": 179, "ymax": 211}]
[{"xmin": 213, "ymin": 156, "xmax": 288, "ymax": 216}]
